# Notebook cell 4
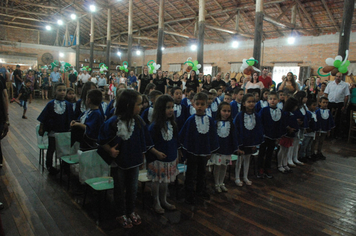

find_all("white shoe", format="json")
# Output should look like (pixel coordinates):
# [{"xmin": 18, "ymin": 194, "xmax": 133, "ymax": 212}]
[
  {"xmin": 294, "ymin": 160, "xmax": 304, "ymax": 166},
  {"xmin": 235, "ymin": 179, "xmax": 243, "ymax": 187},
  {"xmin": 243, "ymin": 179, "xmax": 252, "ymax": 186},
  {"xmin": 215, "ymin": 184, "xmax": 222, "ymax": 193},
  {"xmin": 288, "ymin": 162, "xmax": 296, "ymax": 167},
  {"xmin": 220, "ymin": 184, "xmax": 228, "ymax": 192}
]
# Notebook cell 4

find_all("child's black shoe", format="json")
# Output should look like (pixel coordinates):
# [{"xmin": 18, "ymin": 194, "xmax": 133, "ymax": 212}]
[{"xmin": 310, "ymin": 154, "xmax": 317, "ymax": 162}]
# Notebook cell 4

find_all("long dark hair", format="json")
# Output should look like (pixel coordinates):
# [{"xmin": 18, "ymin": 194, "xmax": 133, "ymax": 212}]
[
  {"xmin": 252, "ymin": 72, "xmax": 260, "ymax": 83},
  {"xmin": 216, "ymin": 101, "xmax": 235, "ymax": 133},
  {"xmin": 115, "ymin": 89, "xmax": 142, "ymax": 128},
  {"xmin": 152, "ymin": 95, "xmax": 178, "ymax": 138},
  {"xmin": 80, "ymin": 81, "xmax": 96, "ymax": 105},
  {"xmin": 260, "ymin": 88, "xmax": 269, "ymax": 100},
  {"xmin": 294, "ymin": 91, "xmax": 307, "ymax": 109},
  {"xmin": 287, "ymin": 72, "xmax": 298, "ymax": 91},
  {"xmin": 283, "ymin": 96, "xmax": 298, "ymax": 112},
  {"xmin": 241, "ymin": 93, "xmax": 255, "ymax": 112}
]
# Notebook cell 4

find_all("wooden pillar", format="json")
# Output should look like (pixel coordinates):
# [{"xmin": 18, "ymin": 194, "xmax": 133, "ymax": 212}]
[
  {"xmin": 127, "ymin": 0, "xmax": 133, "ymax": 67},
  {"xmin": 156, "ymin": 0, "xmax": 165, "ymax": 66},
  {"xmin": 89, "ymin": 13, "xmax": 94, "ymax": 71},
  {"xmin": 197, "ymin": 0, "xmax": 205, "ymax": 74},
  {"xmin": 37, "ymin": 31, "xmax": 40, "ymax": 44},
  {"xmin": 253, "ymin": 0, "xmax": 263, "ymax": 69},
  {"xmin": 235, "ymin": 11, "xmax": 240, "ymax": 32},
  {"xmin": 291, "ymin": 5, "xmax": 296, "ymax": 26},
  {"xmin": 76, "ymin": 16, "xmax": 80, "ymax": 72},
  {"xmin": 338, "ymin": 0, "xmax": 355, "ymax": 59},
  {"xmin": 106, "ymin": 8, "xmax": 112, "ymax": 72}
]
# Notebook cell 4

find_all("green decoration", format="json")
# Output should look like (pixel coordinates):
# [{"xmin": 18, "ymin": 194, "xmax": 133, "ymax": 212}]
[
  {"xmin": 317, "ymin": 67, "xmax": 330, "ymax": 77},
  {"xmin": 333, "ymin": 60, "xmax": 342, "ymax": 68}
]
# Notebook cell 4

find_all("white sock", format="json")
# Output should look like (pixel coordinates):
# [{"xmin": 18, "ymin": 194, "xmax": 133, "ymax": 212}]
[
  {"xmin": 235, "ymin": 155, "xmax": 243, "ymax": 182},
  {"xmin": 243, "ymin": 154, "xmax": 250, "ymax": 182},
  {"xmin": 213, "ymin": 165, "xmax": 221, "ymax": 186},
  {"xmin": 219, "ymin": 165, "xmax": 227, "ymax": 185}
]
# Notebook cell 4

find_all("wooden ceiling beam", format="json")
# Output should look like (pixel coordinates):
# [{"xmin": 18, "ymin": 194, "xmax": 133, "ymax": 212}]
[
  {"xmin": 0, "ymin": 6, "xmax": 50, "ymax": 16},
  {"xmin": 276, "ymin": 2, "xmax": 296, "ymax": 21},
  {"xmin": 205, "ymin": 24, "xmax": 254, "ymax": 38},
  {"xmin": 320, "ymin": 0, "xmax": 339, "ymax": 31},
  {"xmin": 295, "ymin": 0, "xmax": 319, "ymax": 33},
  {"xmin": 0, "ymin": 12, "xmax": 55, "ymax": 23}
]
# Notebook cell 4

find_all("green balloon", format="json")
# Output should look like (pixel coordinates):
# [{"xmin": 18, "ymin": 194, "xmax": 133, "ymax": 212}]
[
  {"xmin": 247, "ymin": 61, "xmax": 254, "ymax": 66},
  {"xmin": 333, "ymin": 60, "xmax": 342, "ymax": 68},
  {"xmin": 344, "ymin": 60, "xmax": 351, "ymax": 67},
  {"xmin": 339, "ymin": 66, "xmax": 348, "ymax": 73},
  {"xmin": 193, "ymin": 60, "xmax": 199, "ymax": 66},
  {"xmin": 125, "ymin": 69, "xmax": 128, "ymax": 73},
  {"xmin": 193, "ymin": 66, "xmax": 198, "ymax": 71}
]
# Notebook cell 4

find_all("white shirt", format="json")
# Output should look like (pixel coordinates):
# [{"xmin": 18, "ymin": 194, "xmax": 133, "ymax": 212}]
[
  {"xmin": 79, "ymin": 73, "xmax": 91, "ymax": 84},
  {"xmin": 324, "ymin": 80, "xmax": 350, "ymax": 103}
]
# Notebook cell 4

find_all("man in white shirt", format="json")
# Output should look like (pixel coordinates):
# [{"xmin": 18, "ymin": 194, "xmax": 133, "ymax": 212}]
[
  {"xmin": 324, "ymin": 72, "xmax": 350, "ymax": 138},
  {"xmin": 78, "ymin": 69, "xmax": 91, "ymax": 84}
]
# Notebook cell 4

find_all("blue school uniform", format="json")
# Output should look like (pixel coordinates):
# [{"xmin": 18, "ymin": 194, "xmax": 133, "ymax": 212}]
[
  {"xmin": 181, "ymin": 97, "xmax": 191, "ymax": 107},
  {"xmin": 141, "ymin": 105, "xmax": 154, "ymax": 124},
  {"xmin": 255, "ymin": 100, "xmax": 268, "ymax": 113},
  {"xmin": 79, "ymin": 109, "xmax": 105, "ymax": 141},
  {"xmin": 230, "ymin": 100, "xmax": 242, "ymax": 119},
  {"xmin": 186, "ymin": 104, "xmax": 196, "ymax": 117},
  {"xmin": 293, "ymin": 107, "xmax": 309, "ymax": 130},
  {"xmin": 283, "ymin": 111, "xmax": 299, "ymax": 138},
  {"xmin": 215, "ymin": 120, "xmax": 239, "ymax": 155},
  {"xmin": 305, "ymin": 110, "xmax": 319, "ymax": 133},
  {"xmin": 258, "ymin": 106, "xmax": 286, "ymax": 140},
  {"xmin": 179, "ymin": 114, "xmax": 219, "ymax": 156},
  {"xmin": 174, "ymin": 103, "xmax": 187, "ymax": 131},
  {"xmin": 37, "ymin": 99, "xmax": 74, "ymax": 133},
  {"xmin": 146, "ymin": 121, "xmax": 180, "ymax": 163},
  {"xmin": 316, "ymin": 108, "xmax": 335, "ymax": 133},
  {"xmin": 233, "ymin": 112, "xmax": 264, "ymax": 147},
  {"xmin": 75, "ymin": 99, "xmax": 105, "ymax": 120},
  {"xmin": 277, "ymin": 101, "xmax": 284, "ymax": 110},
  {"xmin": 97, "ymin": 116, "xmax": 153, "ymax": 168},
  {"xmin": 210, "ymin": 98, "xmax": 220, "ymax": 113}
]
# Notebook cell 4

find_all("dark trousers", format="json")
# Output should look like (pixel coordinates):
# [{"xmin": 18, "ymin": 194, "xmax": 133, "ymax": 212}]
[
  {"xmin": 185, "ymin": 153, "xmax": 208, "ymax": 196},
  {"xmin": 15, "ymin": 82, "xmax": 22, "ymax": 96},
  {"xmin": 0, "ymin": 123, "xmax": 3, "ymax": 165},
  {"xmin": 46, "ymin": 136, "xmax": 56, "ymax": 169},
  {"xmin": 258, "ymin": 138, "xmax": 276, "ymax": 170},
  {"xmin": 328, "ymin": 102, "xmax": 344, "ymax": 137},
  {"xmin": 112, "ymin": 166, "xmax": 139, "ymax": 216}
]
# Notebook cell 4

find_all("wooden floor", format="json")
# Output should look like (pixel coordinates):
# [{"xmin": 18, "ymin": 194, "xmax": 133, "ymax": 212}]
[{"xmin": 1, "ymin": 98, "xmax": 356, "ymax": 236}]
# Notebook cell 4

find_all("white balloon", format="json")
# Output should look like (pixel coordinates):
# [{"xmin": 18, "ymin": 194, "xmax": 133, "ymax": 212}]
[
  {"xmin": 196, "ymin": 70, "xmax": 200, "ymax": 74},
  {"xmin": 196, "ymin": 64, "xmax": 201, "ymax": 69},
  {"xmin": 325, "ymin": 58, "xmax": 335, "ymax": 66},
  {"xmin": 153, "ymin": 70, "xmax": 157, "ymax": 73},
  {"xmin": 242, "ymin": 59, "xmax": 247, "ymax": 65},
  {"xmin": 249, "ymin": 57, "xmax": 254, "ymax": 60},
  {"xmin": 156, "ymin": 64, "xmax": 161, "ymax": 69},
  {"xmin": 335, "ymin": 55, "xmax": 343, "ymax": 61},
  {"xmin": 186, "ymin": 57, "xmax": 192, "ymax": 61},
  {"xmin": 124, "ymin": 65, "xmax": 128, "ymax": 69},
  {"xmin": 153, "ymin": 63, "xmax": 156, "ymax": 67}
]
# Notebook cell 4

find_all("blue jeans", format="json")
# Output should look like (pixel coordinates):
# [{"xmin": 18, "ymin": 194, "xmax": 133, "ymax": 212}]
[
  {"xmin": 20, "ymin": 100, "xmax": 28, "ymax": 110},
  {"xmin": 112, "ymin": 166, "xmax": 139, "ymax": 216},
  {"xmin": 16, "ymin": 82, "xmax": 22, "ymax": 95},
  {"xmin": 299, "ymin": 135, "xmax": 313, "ymax": 158}
]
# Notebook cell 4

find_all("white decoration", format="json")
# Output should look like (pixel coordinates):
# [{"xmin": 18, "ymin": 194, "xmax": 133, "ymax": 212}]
[
  {"xmin": 54, "ymin": 100, "xmax": 66, "ymax": 115},
  {"xmin": 161, "ymin": 121, "xmax": 173, "ymax": 141},
  {"xmin": 321, "ymin": 109, "xmax": 330, "ymax": 120},
  {"xmin": 217, "ymin": 121, "xmax": 230, "ymax": 138},
  {"xmin": 195, "ymin": 115, "xmax": 210, "ymax": 134},
  {"xmin": 244, "ymin": 113, "xmax": 256, "ymax": 130},
  {"xmin": 116, "ymin": 118, "xmax": 135, "ymax": 140},
  {"xmin": 270, "ymin": 108, "xmax": 282, "ymax": 121}
]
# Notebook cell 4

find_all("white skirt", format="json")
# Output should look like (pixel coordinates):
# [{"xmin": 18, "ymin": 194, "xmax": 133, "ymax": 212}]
[
  {"xmin": 147, "ymin": 159, "xmax": 179, "ymax": 183},
  {"xmin": 209, "ymin": 154, "xmax": 232, "ymax": 166}
]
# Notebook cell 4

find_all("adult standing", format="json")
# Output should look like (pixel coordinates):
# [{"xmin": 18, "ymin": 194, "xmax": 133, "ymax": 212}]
[
  {"xmin": 68, "ymin": 69, "xmax": 77, "ymax": 89},
  {"xmin": 13, "ymin": 65, "xmax": 23, "ymax": 96},
  {"xmin": 78, "ymin": 69, "xmax": 91, "ymax": 84},
  {"xmin": 168, "ymin": 72, "xmax": 182, "ymax": 89},
  {"xmin": 324, "ymin": 72, "xmax": 350, "ymax": 138},
  {"xmin": 202, "ymin": 74, "xmax": 213, "ymax": 91},
  {"xmin": 25, "ymin": 70, "xmax": 35, "ymax": 92},
  {"xmin": 138, "ymin": 65, "xmax": 152, "ymax": 94},
  {"xmin": 245, "ymin": 72, "xmax": 264, "ymax": 93},
  {"xmin": 198, "ymin": 72, "xmax": 204, "ymax": 83},
  {"xmin": 185, "ymin": 70, "xmax": 200, "ymax": 93},
  {"xmin": 259, "ymin": 68, "xmax": 273, "ymax": 89},
  {"xmin": 0, "ymin": 64, "xmax": 8, "ymax": 85},
  {"xmin": 49, "ymin": 67, "xmax": 62, "ymax": 98},
  {"xmin": 153, "ymin": 70, "xmax": 167, "ymax": 94},
  {"xmin": 211, "ymin": 72, "xmax": 226, "ymax": 89},
  {"xmin": 223, "ymin": 72, "xmax": 230, "ymax": 85},
  {"xmin": 278, "ymin": 72, "xmax": 299, "ymax": 93},
  {"xmin": 127, "ymin": 71, "xmax": 137, "ymax": 87},
  {"xmin": 0, "ymin": 79, "xmax": 9, "ymax": 168}
]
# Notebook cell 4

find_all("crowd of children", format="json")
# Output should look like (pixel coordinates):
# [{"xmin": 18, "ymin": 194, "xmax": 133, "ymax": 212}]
[{"xmin": 34, "ymin": 72, "xmax": 335, "ymax": 228}]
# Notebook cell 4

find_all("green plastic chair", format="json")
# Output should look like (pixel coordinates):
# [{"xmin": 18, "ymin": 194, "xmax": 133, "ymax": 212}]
[
  {"xmin": 54, "ymin": 132, "xmax": 79, "ymax": 190},
  {"xmin": 35, "ymin": 124, "xmax": 49, "ymax": 171}
]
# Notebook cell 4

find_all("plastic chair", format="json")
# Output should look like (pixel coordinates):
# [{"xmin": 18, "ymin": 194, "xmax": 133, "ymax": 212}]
[
  {"xmin": 35, "ymin": 124, "xmax": 49, "ymax": 171},
  {"xmin": 80, "ymin": 149, "xmax": 113, "ymax": 224},
  {"xmin": 348, "ymin": 111, "xmax": 356, "ymax": 143},
  {"xmin": 54, "ymin": 132, "xmax": 80, "ymax": 190}
]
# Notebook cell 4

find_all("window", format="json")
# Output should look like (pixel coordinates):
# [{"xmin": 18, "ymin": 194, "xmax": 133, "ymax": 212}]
[
  {"xmin": 168, "ymin": 64, "xmax": 181, "ymax": 72},
  {"xmin": 203, "ymin": 64, "xmax": 212, "ymax": 75},
  {"xmin": 272, "ymin": 63, "xmax": 300, "ymax": 86},
  {"xmin": 230, "ymin": 63, "xmax": 242, "ymax": 73}
]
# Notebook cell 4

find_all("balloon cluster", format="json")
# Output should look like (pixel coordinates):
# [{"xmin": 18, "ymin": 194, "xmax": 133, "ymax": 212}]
[
  {"xmin": 41, "ymin": 65, "xmax": 49, "ymax": 70},
  {"xmin": 117, "ymin": 61, "xmax": 129, "ymax": 73},
  {"xmin": 184, "ymin": 57, "xmax": 201, "ymax": 73},
  {"xmin": 318, "ymin": 50, "xmax": 350, "ymax": 77},
  {"xmin": 59, "ymin": 61, "xmax": 72, "ymax": 73},
  {"xmin": 50, "ymin": 60, "xmax": 60, "ymax": 70},
  {"xmin": 99, "ymin": 63, "xmax": 108, "ymax": 74},
  {"xmin": 147, "ymin": 60, "xmax": 161, "ymax": 74},
  {"xmin": 240, "ymin": 57, "xmax": 261, "ymax": 75},
  {"xmin": 81, "ymin": 66, "xmax": 91, "ymax": 72}
]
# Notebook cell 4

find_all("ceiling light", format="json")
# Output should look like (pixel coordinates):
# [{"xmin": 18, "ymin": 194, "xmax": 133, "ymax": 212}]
[
  {"xmin": 89, "ymin": 5, "xmax": 96, "ymax": 12},
  {"xmin": 45, "ymin": 25, "xmax": 51, "ymax": 30},
  {"xmin": 232, "ymin": 41, "xmax": 239, "ymax": 48},
  {"xmin": 59, "ymin": 53, "xmax": 64, "ymax": 57},
  {"xmin": 117, "ymin": 51, "xmax": 121, "ymax": 56},
  {"xmin": 57, "ymin": 19, "xmax": 63, "ymax": 25},
  {"xmin": 288, "ymin": 36, "xmax": 295, "ymax": 44},
  {"xmin": 161, "ymin": 47, "xmax": 165, "ymax": 51},
  {"xmin": 136, "ymin": 50, "xmax": 141, "ymax": 55},
  {"xmin": 190, "ymin": 44, "xmax": 197, "ymax": 51},
  {"xmin": 70, "ymin": 14, "xmax": 77, "ymax": 20}
]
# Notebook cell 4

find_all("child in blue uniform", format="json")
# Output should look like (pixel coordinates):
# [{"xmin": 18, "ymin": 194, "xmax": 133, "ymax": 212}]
[
  {"xmin": 257, "ymin": 91, "xmax": 285, "ymax": 179},
  {"xmin": 234, "ymin": 93, "xmax": 264, "ymax": 186},
  {"xmin": 291, "ymin": 91, "xmax": 308, "ymax": 165},
  {"xmin": 147, "ymin": 95, "xmax": 180, "ymax": 214},
  {"xmin": 206, "ymin": 91, "xmax": 217, "ymax": 119},
  {"xmin": 277, "ymin": 90, "xmax": 285, "ymax": 110},
  {"xmin": 141, "ymin": 90, "xmax": 162, "ymax": 125},
  {"xmin": 97, "ymin": 89, "xmax": 163, "ymax": 228},
  {"xmin": 210, "ymin": 102, "xmax": 238, "ymax": 192},
  {"xmin": 255, "ymin": 88, "xmax": 269, "ymax": 113},
  {"xmin": 70, "ymin": 89, "xmax": 104, "ymax": 151},
  {"xmin": 38, "ymin": 83, "xmax": 74, "ymax": 174},
  {"xmin": 230, "ymin": 88, "xmax": 244, "ymax": 119},
  {"xmin": 300, "ymin": 99, "xmax": 319, "ymax": 162},
  {"xmin": 277, "ymin": 97, "xmax": 299, "ymax": 173},
  {"xmin": 179, "ymin": 92, "xmax": 219, "ymax": 204},
  {"xmin": 74, "ymin": 82, "xmax": 96, "ymax": 119},
  {"xmin": 171, "ymin": 87, "xmax": 187, "ymax": 131},
  {"xmin": 181, "ymin": 87, "xmax": 194, "ymax": 107},
  {"xmin": 65, "ymin": 88, "xmax": 77, "ymax": 112},
  {"xmin": 314, "ymin": 97, "xmax": 335, "ymax": 160}
]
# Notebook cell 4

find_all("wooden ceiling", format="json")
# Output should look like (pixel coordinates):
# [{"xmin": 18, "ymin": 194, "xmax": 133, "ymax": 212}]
[{"xmin": 0, "ymin": 0, "xmax": 354, "ymax": 49}]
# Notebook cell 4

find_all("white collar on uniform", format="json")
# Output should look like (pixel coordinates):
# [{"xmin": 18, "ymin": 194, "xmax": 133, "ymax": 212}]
[
  {"xmin": 244, "ymin": 113, "xmax": 256, "ymax": 130},
  {"xmin": 217, "ymin": 121, "xmax": 230, "ymax": 138},
  {"xmin": 117, "ymin": 118, "xmax": 135, "ymax": 140},
  {"xmin": 195, "ymin": 115, "xmax": 210, "ymax": 134},
  {"xmin": 161, "ymin": 121, "xmax": 173, "ymax": 141},
  {"xmin": 54, "ymin": 100, "xmax": 66, "ymax": 115}
]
